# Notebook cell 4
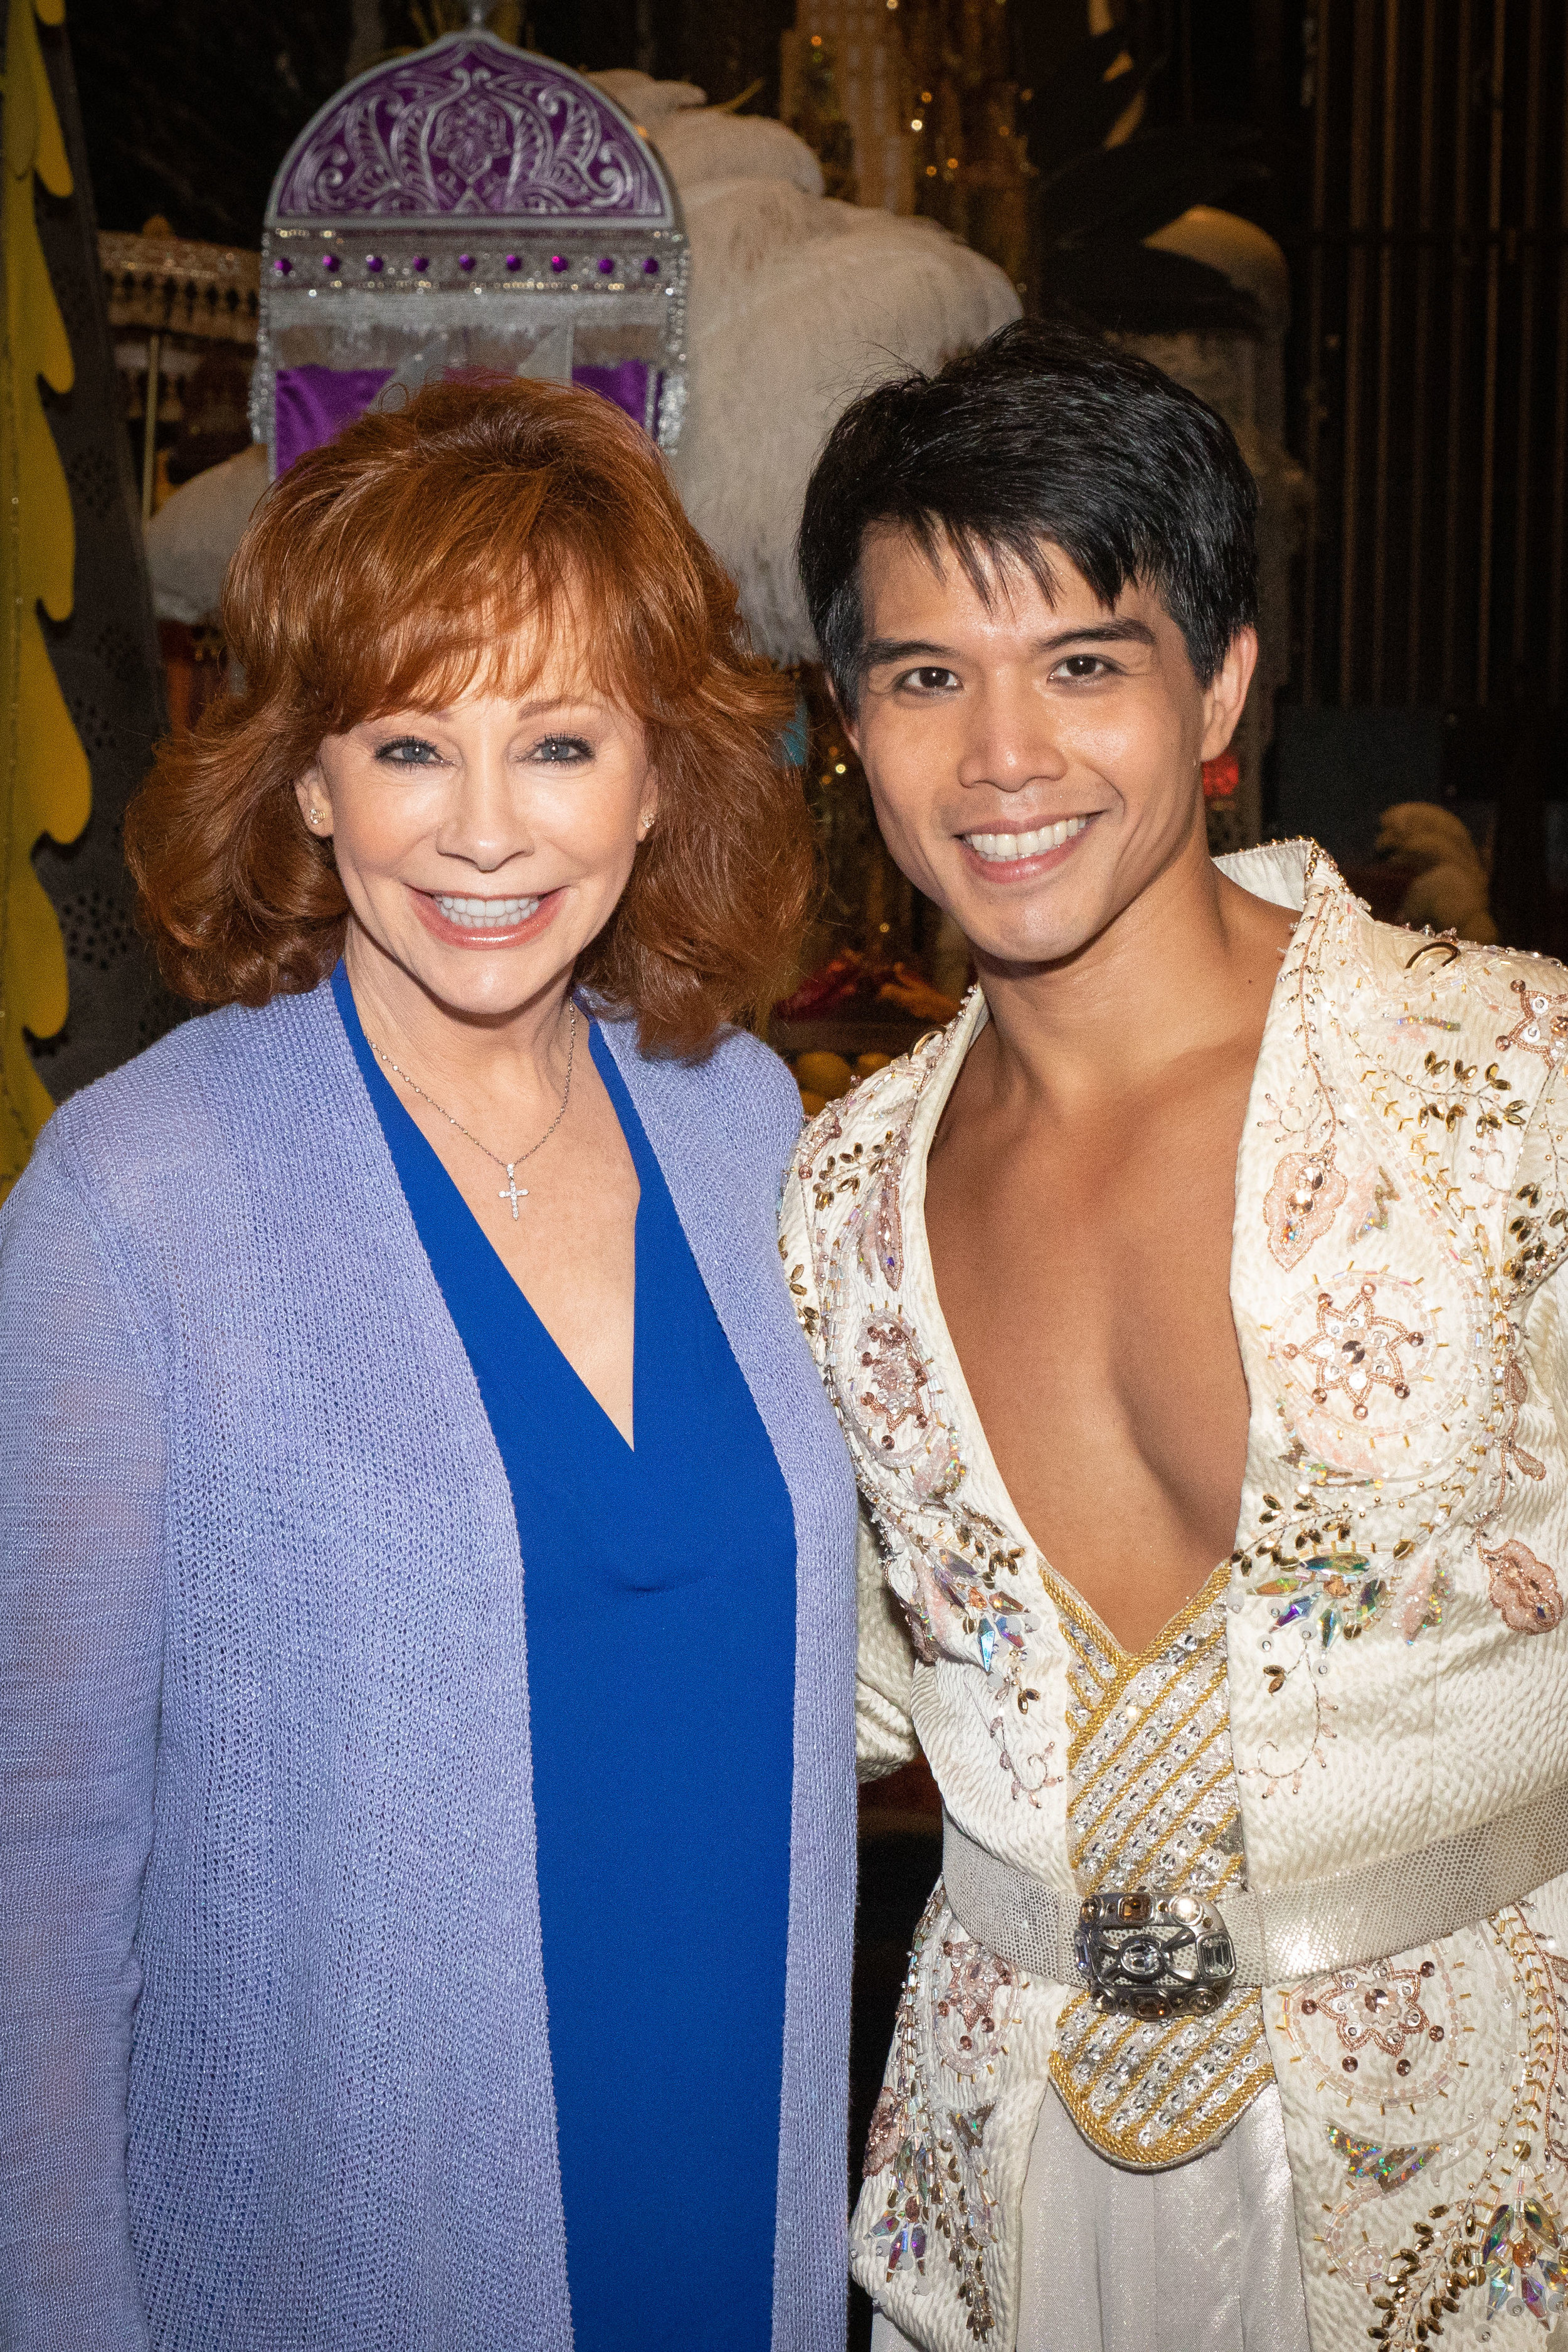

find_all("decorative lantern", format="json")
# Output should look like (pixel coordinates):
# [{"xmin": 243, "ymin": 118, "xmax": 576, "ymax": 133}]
[{"xmin": 253, "ymin": 29, "xmax": 688, "ymax": 476}]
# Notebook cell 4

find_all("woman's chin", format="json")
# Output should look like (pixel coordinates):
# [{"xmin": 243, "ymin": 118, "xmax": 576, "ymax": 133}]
[{"xmin": 353, "ymin": 906, "xmax": 581, "ymax": 1020}]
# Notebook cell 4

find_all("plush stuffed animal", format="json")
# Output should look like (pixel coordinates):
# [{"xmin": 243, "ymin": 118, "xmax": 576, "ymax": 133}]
[{"xmin": 1375, "ymin": 800, "xmax": 1498, "ymax": 944}]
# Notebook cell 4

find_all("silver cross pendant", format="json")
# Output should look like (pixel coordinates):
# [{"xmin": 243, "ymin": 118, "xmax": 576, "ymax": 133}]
[{"xmin": 499, "ymin": 1165, "xmax": 527, "ymax": 1218}]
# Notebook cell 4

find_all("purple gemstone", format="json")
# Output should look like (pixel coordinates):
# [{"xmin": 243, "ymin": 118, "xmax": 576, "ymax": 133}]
[
  {"xmin": 365, "ymin": 255, "xmax": 383, "ymax": 273},
  {"xmin": 272, "ymin": 257, "xmax": 292, "ymax": 276},
  {"xmin": 596, "ymin": 255, "xmax": 615, "ymax": 275},
  {"xmin": 411, "ymin": 255, "xmax": 430, "ymax": 272},
  {"xmin": 642, "ymin": 256, "xmax": 659, "ymax": 275},
  {"xmin": 458, "ymin": 253, "xmax": 475, "ymax": 272},
  {"xmin": 321, "ymin": 253, "xmax": 340, "ymax": 272},
  {"xmin": 549, "ymin": 254, "xmax": 568, "ymax": 273}
]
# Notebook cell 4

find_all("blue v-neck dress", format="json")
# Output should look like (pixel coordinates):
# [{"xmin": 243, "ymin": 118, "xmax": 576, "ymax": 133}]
[{"xmin": 336, "ymin": 970, "xmax": 797, "ymax": 2348}]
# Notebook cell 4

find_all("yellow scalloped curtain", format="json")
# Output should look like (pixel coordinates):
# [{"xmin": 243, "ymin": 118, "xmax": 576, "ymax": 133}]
[{"xmin": 1, "ymin": 0, "xmax": 88, "ymax": 1201}]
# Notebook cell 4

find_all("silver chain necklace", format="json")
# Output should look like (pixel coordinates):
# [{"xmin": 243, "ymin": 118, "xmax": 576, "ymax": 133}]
[{"xmin": 367, "ymin": 1003, "xmax": 578, "ymax": 1218}]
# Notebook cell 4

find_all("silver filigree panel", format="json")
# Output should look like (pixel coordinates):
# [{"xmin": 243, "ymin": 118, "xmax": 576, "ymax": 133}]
[{"xmin": 268, "ymin": 36, "xmax": 674, "ymax": 226}]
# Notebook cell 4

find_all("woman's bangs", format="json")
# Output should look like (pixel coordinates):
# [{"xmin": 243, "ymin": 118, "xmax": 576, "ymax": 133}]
[{"xmin": 334, "ymin": 539, "xmax": 645, "ymax": 725}]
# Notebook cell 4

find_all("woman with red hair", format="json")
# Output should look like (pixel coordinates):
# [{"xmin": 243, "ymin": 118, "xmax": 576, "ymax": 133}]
[{"xmin": 0, "ymin": 381, "xmax": 857, "ymax": 2352}]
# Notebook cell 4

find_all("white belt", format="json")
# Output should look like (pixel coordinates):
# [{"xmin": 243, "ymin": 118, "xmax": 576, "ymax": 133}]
[{"xmin": 942, "ymin": 1788, "xmax": 1568, "ymax": 2013}]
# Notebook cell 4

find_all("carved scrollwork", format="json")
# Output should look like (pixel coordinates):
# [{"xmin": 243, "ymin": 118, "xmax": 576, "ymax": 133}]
[{"xmin": 272, "ymin": 42, "xmax": 667, "ymax": 222}]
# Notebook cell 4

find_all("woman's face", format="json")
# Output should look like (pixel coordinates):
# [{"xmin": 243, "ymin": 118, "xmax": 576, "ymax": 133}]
[{"xmin": 296, "ymin": 644, "xmax": 657, "ymax": 1022}]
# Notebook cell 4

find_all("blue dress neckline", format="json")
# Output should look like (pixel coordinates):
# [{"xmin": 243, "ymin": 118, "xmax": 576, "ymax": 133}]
[{"xmin": 331, "ymin": 966, "xmax": 662, "ymax": 1456}]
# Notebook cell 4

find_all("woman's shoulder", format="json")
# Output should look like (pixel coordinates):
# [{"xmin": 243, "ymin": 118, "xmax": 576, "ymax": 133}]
[
  {"xmin": 596, "ymin": 1012, "xmax": 803, "ymax": 1189},
  {"xmin": 54, "ymin": 985, "xmax": 333, "ymax": 1127},
  {"xmin": 13, "ymin": 983, "xmax": 345, "ymax": 1227}
]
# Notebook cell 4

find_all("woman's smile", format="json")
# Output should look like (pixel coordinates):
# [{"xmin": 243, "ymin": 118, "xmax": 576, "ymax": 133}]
[{"xmin": 408, "ymin": 881, "xmax": 561, "ymax": 949}]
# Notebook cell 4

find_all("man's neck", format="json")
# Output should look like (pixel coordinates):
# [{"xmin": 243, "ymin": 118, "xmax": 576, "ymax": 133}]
[{"xmin": 967, "ymin": 832, "xmax": 1297, "ymax": 1120}]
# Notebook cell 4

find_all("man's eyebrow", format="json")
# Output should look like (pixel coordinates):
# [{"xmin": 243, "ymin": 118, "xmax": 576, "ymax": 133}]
[
  {"xmin": 861, "ymin": 638, "xmax": 957, "ymax": 668},
  {"xmin": 861, "ymin": 618, "xmax": 1157, "ymax": 670},
  {"xmin": 1041, "ymin": 619, "xmax": 1157, "ymax": 650}
]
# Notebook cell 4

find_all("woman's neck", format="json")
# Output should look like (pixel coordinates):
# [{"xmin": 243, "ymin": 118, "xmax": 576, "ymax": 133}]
[{"xmin": 342, "ymin": 923, "xmax": 577, "ymax": 1120}]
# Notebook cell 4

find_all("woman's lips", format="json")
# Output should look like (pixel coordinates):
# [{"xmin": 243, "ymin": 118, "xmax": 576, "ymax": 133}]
[
  {"xmin": 956, "ymin": 813, "xmax": 1097, "ymax": 883},
  {"xmin": 408, "ymin": 885, "xmax": 563, "ymax": 948}
]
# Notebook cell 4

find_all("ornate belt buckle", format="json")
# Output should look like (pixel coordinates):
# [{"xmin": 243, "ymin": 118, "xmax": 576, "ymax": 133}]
[{"xmin": 1074, "ymin": 1889, "xmax": 1237, "ymax": 2018}]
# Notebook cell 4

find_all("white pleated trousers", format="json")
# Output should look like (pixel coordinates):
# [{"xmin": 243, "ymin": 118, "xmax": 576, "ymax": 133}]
[{"xmin": 868, "ymin": 2082, "xmax": 1311, "ymax": 2352}]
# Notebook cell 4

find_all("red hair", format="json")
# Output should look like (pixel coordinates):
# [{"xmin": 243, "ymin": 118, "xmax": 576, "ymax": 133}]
[{"xmin": 125, "ymin": 377, "xmax": 814, "ymax": 1056}]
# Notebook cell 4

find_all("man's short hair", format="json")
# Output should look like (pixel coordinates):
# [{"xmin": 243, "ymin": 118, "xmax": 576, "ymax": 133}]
[{"xmin": 797, "ymin": 319, "xmax": 1259, "ymax": 708}]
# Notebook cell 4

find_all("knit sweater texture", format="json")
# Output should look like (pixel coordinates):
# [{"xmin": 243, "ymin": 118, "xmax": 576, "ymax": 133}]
[{"xmin": 0, "ymin": 977, "xmax": 859, "ymax": 2352}]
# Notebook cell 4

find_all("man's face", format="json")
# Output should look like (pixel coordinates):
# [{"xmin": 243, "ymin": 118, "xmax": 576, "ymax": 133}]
[{"xmin": 843, "ymin": 527, "xmax": 1256, "ymax": 970}]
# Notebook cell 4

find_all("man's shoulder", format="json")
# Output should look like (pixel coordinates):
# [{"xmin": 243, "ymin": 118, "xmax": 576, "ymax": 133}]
[
  {"xmin": 1315, "ymin": 893, "xmax": 1568, "ymax": 1264},
  {"xmin": 789, "ymin": 1002, "xmax": 972, "ymax": 1221},
  {"xmin": 1337, "ymin": 891, "xmax": 1568, "ymax": 1063}
]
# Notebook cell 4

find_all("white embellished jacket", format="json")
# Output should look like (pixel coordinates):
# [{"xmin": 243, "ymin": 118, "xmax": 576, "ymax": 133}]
[{"xmin": 781, "ymin": 842, "xmax": 1568, "ymax": 2352}]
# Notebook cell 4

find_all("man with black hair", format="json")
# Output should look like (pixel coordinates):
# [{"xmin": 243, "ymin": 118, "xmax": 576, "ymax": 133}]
[{"xmin": 781, "ymin": 321, "xmax": 1568, "ymax": 2352}]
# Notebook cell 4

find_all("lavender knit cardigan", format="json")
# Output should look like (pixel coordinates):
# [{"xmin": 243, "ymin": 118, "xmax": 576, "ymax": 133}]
[{"xmin": 0, "ymin": 977, "xmax": 858, "ymax": 2352}]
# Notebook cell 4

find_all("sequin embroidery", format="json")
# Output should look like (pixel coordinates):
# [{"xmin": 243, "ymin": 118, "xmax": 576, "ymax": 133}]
[
  {"xmin": 1282, "ymin": 1909, "xmax": 1568, "ymax": 2345},
  {"xmin": 1279, "ymin": 1281, "xmax": 1424, "ymax": 1419},
  {"xmin": 1498, "ymin": 980, "xmax": 1568, "ymax": 1070},
  {"xmin": 1481, "ymin": 1539, "xmax": 1565, "ymax": 1635},
  {"xmin": 844, "ymin": 1310, "xmax": 964, "ymax": 1503},
  {"xmin": 1264, "ymin": 1150, "xmax": 1349, "ymax": 1269},
  {"xmin": 857, "ymin": 1888, "xmax": 1005, "ymax": 2337}
]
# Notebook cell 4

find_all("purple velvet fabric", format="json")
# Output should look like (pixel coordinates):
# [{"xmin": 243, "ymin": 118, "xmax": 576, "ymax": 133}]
[
  {"xmin": 571, "ymin": 361, "xmax": 655, "ymax": 431},
  {"xmin": 275, "ymin": 362, "xmax": 659, "ymax": 474},
  {"xmin": 275, "ymin": 364, "xmax": 393, "ymax": 473}
]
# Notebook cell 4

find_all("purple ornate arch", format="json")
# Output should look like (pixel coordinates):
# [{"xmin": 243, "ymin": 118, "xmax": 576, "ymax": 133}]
[
  {"xmin": 255, "ymin": 33, "xmax": 687, "ymax": 471},
  {"xmin": 270, "ymin": 41, "xmax": 675, "ymax": 226}
]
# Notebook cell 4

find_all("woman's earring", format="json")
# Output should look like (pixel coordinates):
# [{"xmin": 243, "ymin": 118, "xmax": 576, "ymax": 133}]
[
  {"xmin": 638, "ymin": 813, "xmax": 655, "ymax": 840},
  {"xmin": 309, "ymin": 806, "xmax": 324, "ymax": 827}
]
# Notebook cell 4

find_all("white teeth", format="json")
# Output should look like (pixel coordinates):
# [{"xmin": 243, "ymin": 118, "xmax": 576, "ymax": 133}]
[
  {"xmin": 964, "ymin": 816, "xmax": 1089, "ymax": 862},
  {"xmin": 431, "ymin": 893, "xmax": 541, "ymax": 928}
]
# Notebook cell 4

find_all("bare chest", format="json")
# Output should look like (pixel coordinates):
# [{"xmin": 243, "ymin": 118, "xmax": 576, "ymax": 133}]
[{"xmin": 924, "ymin": 1068, "xmax": 1255, "ymax": 1650}]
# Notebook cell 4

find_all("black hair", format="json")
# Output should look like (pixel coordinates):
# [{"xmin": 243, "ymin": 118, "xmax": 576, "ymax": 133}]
[{"xmin": 797, "ymin": 319, "xmax": 1259, "ymax": 707}]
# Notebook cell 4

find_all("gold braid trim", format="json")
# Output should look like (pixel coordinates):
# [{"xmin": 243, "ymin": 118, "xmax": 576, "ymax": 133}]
[{"xmin": 1048, "ymin": 1557, "xmax": 1274, "ymax": 2169}]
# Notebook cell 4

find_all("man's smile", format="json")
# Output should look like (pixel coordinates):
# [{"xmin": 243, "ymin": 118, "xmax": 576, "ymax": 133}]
[{"xmin": 961, "ymin": 814, "xmax": 1094, "ymax": 863}]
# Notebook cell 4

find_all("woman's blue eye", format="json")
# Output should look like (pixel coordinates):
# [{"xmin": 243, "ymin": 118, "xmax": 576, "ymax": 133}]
[
  {"xmin": 534, "ymin": 736, "xmax": 592, "ymax": 762},
  {"xmin": 377, "ymin": 737, "xmax": 440, "ymax": 765}
]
